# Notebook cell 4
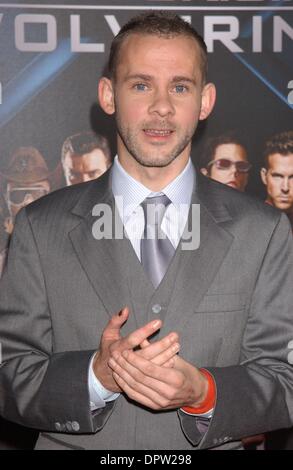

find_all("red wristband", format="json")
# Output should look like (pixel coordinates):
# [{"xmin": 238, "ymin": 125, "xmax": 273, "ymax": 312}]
[{"xmin": 181, "ymin": 369, "xmax": 216, "ymax": 415}]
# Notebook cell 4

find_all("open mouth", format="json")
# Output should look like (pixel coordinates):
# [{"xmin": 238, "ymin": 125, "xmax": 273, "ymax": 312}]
[{"xmin": 143, "ymin": 129, "xmax": 174, "ymax": 138}]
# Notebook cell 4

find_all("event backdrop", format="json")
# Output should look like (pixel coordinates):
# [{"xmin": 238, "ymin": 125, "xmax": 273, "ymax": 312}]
[{"xmin": 0, "ymin": 0, "xmax": 292, "ymax": 253}]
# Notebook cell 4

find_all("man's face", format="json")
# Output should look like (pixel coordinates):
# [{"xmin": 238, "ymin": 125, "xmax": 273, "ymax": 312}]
[
  {"xmin": 63, "ymin": 148, "xmax": 110, "ymax": 186},
  {"xmin": 205, "ymin": 143, "xmax": 249, "ymax": 192},
  {"xmin": 261, "ymin": 153, "xmax": 293, "ymax": 213},
  {"xmin": 99, "ymin": 34, "xmax": 215, "ymax": 175},
  {"xmin": 6, "ymin": 180, "xmax": 50, "ymax": 218}
]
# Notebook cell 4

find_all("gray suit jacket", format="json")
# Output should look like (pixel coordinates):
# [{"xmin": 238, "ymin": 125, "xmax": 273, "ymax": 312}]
[{"xmin": 0, "ymin": 170, "xmax": 293, "ymax": 450}]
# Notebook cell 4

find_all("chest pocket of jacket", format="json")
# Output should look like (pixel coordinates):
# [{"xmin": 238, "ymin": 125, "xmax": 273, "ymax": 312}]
[
  {"xmin": 178, "ymin": 293, "xmax": 247, "ymax": 366},
  {"xmin": 195, "ymin": 293, "xmax": 246, "ymax": 314}
]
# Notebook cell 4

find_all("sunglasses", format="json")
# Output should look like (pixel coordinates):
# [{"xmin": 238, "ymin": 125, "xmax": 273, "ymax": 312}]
[
  {"xmin": 7, "ymin": 187, "xmax": 49, "ymax": 205},
  {"xmin": 207, "ymin": 159, "xmax": 251, "ymax": 173}
]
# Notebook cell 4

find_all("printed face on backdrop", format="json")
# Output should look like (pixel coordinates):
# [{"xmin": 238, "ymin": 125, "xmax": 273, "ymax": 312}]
[
  {"xmin": 99, "ymin": 33, "xmax": 216, "ymax": 177},
  {"xmin": 261, "ymin": 153, "xmax": 293, "ymax": 213},
  {"xmin": 201, "ymin": 143, "xmax": 250, "ymax": 192},
  {"xmin": 6, "ymin": 180, "xmax": 50, "ymax": 219},
  {"xmin": 62, "ymin": 148, "xmax": 110, "ymax": 185}
]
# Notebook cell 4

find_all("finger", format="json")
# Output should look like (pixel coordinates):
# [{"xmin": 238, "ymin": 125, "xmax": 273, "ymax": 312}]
[
  {"xmin": 110, "ymin": 356, "xmax": 185, "ymax": 410},
  {"xmin": 148, "ymin": 343, "xmax": 180, "ymax": 366},
  {"xmin": 137, "ymin": 332, "xmax": 179, "ymax": 361},
  {"xmin": 119, "ymin": 319, "xmax": 162, "ymax": 351},
  {"xmin": 140, "ymin": 339, "xmax": 150, "ymax": 349},
  {"xmin": 162, "ymin": 358, "xmax": 175, "ymax": 368},
  {"xmin": 110, "ymin": 359, "xmax": 174, "ymax": 409},
  {"xmin": 121, "ymin": 351, "xmax": 183, "ymax": 392},
  {"xmin": 119, "ymin": 349, "xmax": 180, "ymax": 387},
  {"xmin": 112, "ymin": 372, "xmax": 163, "ymax": 410},
  {"xmin": 102, "ymin": 306, "xmax": 129, "ymax": 340}
]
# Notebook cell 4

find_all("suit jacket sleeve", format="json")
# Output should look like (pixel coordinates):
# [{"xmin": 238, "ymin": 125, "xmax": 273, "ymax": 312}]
[
  {"xmin": 0, "ymin": 207, "xmax": 115, "ymax": 433},
  {"xmin": 179, "ymin": 212, "xmax": 293, "ymax": 449}
]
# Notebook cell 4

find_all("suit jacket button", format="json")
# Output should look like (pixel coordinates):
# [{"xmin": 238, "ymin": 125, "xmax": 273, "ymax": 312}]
[
  {"xmin": 152, "ymin": 304, "xmax": 162, "ymax": 314},
  {"xmin": 66, "ymin": 421, "xmax": 73, "ymax": 432},
  {"xmin": 72, "ymin": 421, "xmax": 80, "ymax": 432},
  {"xmin": 55, "ymin": 422, "xmax": 62, "ymax": 431}
]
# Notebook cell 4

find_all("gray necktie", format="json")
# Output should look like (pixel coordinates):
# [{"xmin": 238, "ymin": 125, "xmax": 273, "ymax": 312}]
[{"xmin": 141, "ymin": 194, "xmax": 175, "ymax": 288}]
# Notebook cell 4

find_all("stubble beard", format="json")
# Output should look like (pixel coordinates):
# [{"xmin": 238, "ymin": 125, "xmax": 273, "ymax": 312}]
[
  {"xmin": 116, "ymin": 115, "xmax": 195, "ymax": 168},
  {"xmin": 276, "ymin": 200, "xmax": 293, "ymax": 212}
]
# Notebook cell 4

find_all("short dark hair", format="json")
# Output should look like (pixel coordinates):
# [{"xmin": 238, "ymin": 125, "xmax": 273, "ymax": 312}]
[
  {"xmin": 199, "ymin": 132, "xmax": 248, "ymax": 172},
  {"xmin": 61, "ymin": 131, "xmax": 111, "ymax": 164},
  {"xmin": 107, "ymin": 11, "xmax": 208, "ymax": 83},
  {"xmin": 263, "ymin": 131, "xmax": 293, "ymax": 168}
]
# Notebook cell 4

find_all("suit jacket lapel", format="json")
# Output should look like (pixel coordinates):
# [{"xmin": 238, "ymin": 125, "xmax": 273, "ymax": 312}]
[
  {"xmin": 68, "ymin": 170, "xmax": 131, "ymax": 319},
  {"xmin": 165, "ymin": 173, "xmax": 235, "ymax": 330}
]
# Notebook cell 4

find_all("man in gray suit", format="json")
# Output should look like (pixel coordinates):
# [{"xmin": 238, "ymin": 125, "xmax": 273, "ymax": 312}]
[{"xmin": 0, "ymin": 12, "xmax": 293, "ymax": 451}]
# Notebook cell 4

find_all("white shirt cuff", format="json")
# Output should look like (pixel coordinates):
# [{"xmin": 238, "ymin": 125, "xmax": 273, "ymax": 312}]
[{"xmin": 88, "ymin": 353, "xmax": 120, "ymax": 411}]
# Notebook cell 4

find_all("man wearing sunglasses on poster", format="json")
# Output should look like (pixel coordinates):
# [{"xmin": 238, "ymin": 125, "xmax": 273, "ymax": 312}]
[
  {"xmin": 200, "ymin": 133, "xmax": 251, "ymax": 192},
  {"xmin": 0, "ymin": 147, "xmax": 51, "ymax": 282},
  {"xmin": 1, "ymin": 147, "xmax": 51, "ymax": 238}
]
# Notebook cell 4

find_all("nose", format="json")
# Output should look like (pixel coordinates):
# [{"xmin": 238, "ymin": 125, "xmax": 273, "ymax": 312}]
[
  {"xmin": 23, "ymin": 194, "xmax": 34, "ymax": 205},
  {"xmin": 148, "ymin": 88, "xmax": 175, "ymax": 117},
  {"xmin": 281, "ymin": 178, "xmax": 289, "ymax": 193},
  {"xmin": 226, "ymin": 164, "xmax": 238, "ymax": 178}
]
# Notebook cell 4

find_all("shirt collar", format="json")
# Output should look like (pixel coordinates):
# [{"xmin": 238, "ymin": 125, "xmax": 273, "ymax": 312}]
[{"xmin": 111, "ymin": 155, "xmax": 195, "ymax": 222}]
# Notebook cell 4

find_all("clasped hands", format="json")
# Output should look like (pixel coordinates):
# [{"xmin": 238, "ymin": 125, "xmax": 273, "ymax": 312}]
[{"xmin": 93, "ymin": 307, "xmax": 208, "ymax": 411}]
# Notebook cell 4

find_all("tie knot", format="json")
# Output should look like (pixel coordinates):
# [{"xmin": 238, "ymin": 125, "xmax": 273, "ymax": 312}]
[
  {"xmin": 141, "ymin": 194, "xmax": 171, "ymax": 227},
  {"xmin": 143, "ymin": 194, "xmax": 170, "ymax": 207}
]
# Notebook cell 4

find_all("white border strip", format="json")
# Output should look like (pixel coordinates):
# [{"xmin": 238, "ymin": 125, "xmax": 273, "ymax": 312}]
[{"xmin": 0, "ymin": 4, "xmax": 293, "ymax": 11}]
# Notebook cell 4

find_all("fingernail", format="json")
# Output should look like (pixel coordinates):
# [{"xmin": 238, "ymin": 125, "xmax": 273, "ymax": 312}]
[
  {"xmin": 169, "ymin": 333, "xmax": 178, "ymax": 342},
  {"xmin": 172, "ymin": 343, "xmax": 180, "ymax": 353},
  {"xmin": 152, "ymin": 320, "xmax": 161, "ymax": 329}
]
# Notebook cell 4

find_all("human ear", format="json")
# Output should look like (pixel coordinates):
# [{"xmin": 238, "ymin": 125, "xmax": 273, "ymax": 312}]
[
  {"xmin": 199, "ymin": 83, "xmax": 216, "ymax": 121},
  {"xmin": 98, "ymin": 77, "xmax": 115, "ymax": 115},
  {"xmin": 200, "ymin": 168, "xmax": 208, "ymax": 176},
  {"xmin": 260, "ymin": 168, "xmax": 268, "ymax": 186}
]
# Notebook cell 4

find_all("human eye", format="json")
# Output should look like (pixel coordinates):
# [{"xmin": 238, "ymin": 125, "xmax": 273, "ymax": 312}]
[
  {"xmin": 133, "ymin": 83, "xmax": 148, "ymax": 92},
  {"xmin": 173, "ymin": 84, "xmax": 188, "ymax": 94}
]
